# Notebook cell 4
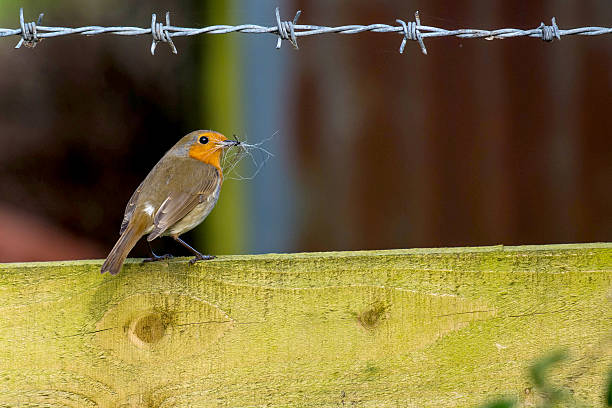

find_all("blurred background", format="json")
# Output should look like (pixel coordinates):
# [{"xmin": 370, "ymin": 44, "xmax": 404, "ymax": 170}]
[{"xmin": 0, "ymin": 0, "xmax": 610, "ymax": 262}]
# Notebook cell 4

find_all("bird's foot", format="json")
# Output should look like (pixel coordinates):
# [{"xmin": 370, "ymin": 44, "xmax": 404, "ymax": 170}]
[
  {"xmin": 143, "ymin": 253, "xmax": 174, "ymax": 263},
  {"xmin": 189, "ymin": 254, "xmax": 216, "ymax": 265},
  {"xmin": 172, "ymin": 236, "xmax": 215, "ymax": 265}
]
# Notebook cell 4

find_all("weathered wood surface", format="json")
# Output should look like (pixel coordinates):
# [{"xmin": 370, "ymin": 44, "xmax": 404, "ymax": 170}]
[{"xmin": 0, "ymin": 244, "xmax": 611, "ymax": 407}]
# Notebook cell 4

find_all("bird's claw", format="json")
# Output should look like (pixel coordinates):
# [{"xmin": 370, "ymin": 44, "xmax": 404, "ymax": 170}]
[
  {"xmin": 143, "ymin": 253, "xmax": 174, "ymax": 263},
  {"xmin": 189, "ymin": 254, "xmax": 216, "ymax": 265}
]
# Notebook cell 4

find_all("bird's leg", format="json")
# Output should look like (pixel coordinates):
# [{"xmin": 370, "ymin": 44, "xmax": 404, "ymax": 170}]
[
  {"xmin": 142, "ymin": 241, "xmax": 174, "ymax": 263},
  {"xmin": 173, "ymin": 236, "xmax": 215, "ymax": 265}
]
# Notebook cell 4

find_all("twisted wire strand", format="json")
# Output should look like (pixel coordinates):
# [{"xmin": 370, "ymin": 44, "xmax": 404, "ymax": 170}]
[{"xmin": 1, "ymin": 7, "xmax": 611, "ymax": 54}]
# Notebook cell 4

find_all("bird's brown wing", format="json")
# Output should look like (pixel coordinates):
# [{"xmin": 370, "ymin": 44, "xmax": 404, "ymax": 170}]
[
  {"xmin": 119, "ymin": 180, "xmax": 145, "ymax": 235},
  {"xmin": 146, "ymin": 164, "xmax": 221, "ymax": 241}
]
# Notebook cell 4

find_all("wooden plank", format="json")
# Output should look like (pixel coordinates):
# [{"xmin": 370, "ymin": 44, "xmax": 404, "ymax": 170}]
[{"xmin": 0, "ymin": 243, "xmax": 610, "ymax": 407}]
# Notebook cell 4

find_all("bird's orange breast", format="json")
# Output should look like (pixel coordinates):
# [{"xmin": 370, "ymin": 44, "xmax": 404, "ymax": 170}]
[{"xmin": 189, "ymin": 143, "xmax": 223, "ymax": 173}]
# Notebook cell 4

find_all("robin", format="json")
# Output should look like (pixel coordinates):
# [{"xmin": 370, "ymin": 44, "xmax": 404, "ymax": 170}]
[{"xmin": 101, "ymin": 130, "xmax": 240, "ymax": 275}]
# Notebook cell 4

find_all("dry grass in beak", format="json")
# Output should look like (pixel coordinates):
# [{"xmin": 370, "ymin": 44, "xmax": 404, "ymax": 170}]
[{"xmin": 220, "ymin": 131, "xmax": 276, "ymax": 180}]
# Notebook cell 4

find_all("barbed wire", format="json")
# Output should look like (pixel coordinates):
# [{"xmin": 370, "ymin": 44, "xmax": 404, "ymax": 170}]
[{"xmin": 1, "ymin": 7, "xmax": 610, "ymax": 55}]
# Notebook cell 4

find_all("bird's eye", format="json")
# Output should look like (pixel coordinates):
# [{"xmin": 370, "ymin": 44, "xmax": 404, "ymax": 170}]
[{"xmin": 199, "ymin": 136, "xmax": 209, "ymax": 144}]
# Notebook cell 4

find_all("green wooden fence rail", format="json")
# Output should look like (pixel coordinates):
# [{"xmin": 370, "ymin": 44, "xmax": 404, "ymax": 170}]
[{"xmin": 1, "ymin": 243, "xmax": 611, "ymax": 407}]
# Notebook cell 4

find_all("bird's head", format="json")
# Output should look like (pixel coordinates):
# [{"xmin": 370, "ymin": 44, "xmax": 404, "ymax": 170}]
[{"xmin": 174, "ymin": 130, "xmax": 240, "ymax": 171}]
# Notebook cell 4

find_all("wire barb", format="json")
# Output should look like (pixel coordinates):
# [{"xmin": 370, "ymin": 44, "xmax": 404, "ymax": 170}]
[
  {"xmin": 151, "ymin": 11, "xmax": 177, "ymax": 55},
  {"xmin": 539, "ymin": 17, "xmax": 560, "ymax": 42},
  {"xmin": 397, "ymin": 11, "xmax": 427, "ymax": 55},
  {"xmin": 275, "ymin": 7, "xmax": 301, "ymax": 49},
  {"xmin": 15, "ymin": 8, "xmax": 44, "ymax": 49}
]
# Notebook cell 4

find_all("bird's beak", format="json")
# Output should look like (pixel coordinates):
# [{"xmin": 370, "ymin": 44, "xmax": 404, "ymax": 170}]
[{"xmin": 218, "ymin": 139, "xmax": 241, "ymax": 148}]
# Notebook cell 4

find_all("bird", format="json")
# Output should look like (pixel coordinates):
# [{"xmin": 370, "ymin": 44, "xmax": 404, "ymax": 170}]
[{"xmin": 101, "ymin": 130, "xmax": 240, "ymax": 275}]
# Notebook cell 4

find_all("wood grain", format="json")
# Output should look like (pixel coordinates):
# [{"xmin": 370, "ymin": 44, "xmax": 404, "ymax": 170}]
[{"xmin": 1, "ymin": 244, "xmax": 611, "ymax": 407}]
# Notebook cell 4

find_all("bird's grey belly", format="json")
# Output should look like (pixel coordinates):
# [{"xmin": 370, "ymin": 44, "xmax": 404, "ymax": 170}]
[{"xmin": 165, "ymin": 200, "xmax": 217, "ymax": 237}]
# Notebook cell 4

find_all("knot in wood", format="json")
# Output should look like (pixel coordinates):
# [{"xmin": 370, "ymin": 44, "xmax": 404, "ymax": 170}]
[
  {"xmin": 357, "ymin": 301, "xmax": 389, "ymax": 330},
  {"xmin": 128, "ymin": 312, "xmax": 166, "ymax": 347}
]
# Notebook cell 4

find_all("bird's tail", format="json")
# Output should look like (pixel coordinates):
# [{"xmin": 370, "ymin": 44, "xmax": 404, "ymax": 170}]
[{"xmin": 101, "ymin": 218, "xmax": 147, "ymax": 275}]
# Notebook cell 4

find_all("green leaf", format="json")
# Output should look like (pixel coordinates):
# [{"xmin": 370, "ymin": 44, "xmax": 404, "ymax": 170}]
[
  {"xmin": 478, "ymin": 398, "xmax": 516, "ymax": 408},
  {"xmin": 605, "ymin": 367, "xmax": 612, "ymax": 407},
  {"xmin": 529, "ymin": 349, "xmax": 568, "ymax": 389}
]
